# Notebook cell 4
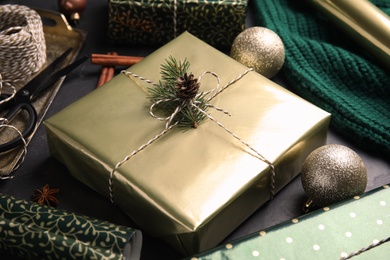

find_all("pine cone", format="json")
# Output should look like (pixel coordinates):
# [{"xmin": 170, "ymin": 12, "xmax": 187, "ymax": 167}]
[{"xmin": 175, "ymin": 73, "xmax": 200, "ymax": 100}]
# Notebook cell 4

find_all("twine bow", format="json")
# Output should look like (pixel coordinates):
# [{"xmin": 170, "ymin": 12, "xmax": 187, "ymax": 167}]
[{"xmin": 108, "ymin": 57, "xmax": 276, "ymax": 204}]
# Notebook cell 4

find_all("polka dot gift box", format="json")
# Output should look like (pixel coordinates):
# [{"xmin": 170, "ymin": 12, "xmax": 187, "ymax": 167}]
[{"xmin": 189, "ymin": 185, "xmax": 390, "ymax": 259}]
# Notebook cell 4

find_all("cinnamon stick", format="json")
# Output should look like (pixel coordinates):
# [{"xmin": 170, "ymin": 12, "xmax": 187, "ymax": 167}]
[
  {"xmin": 91, "ymin": 53, "xmax": 144, "ymax": 67},
  {"xmin": 97, "ymin": 66, "xmax": 109, "ymax": 87},
  {"xmin": 105, "ymin": 52, "xmax": 117, "ymax": 83},
  {"xmin": 97, "ymin": 52, "xmax": 117, "ymax": 88}
]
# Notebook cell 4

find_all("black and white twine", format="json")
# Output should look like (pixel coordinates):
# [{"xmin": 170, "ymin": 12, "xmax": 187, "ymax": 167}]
[
  {"xmin": 0, "ymin": 5, "xmax": 46, "ymax": 176},
  {"xmin": 0, "ymin": 117, "xmax": 27, "ymax": 179},
  {"xmin": 341, "ymin": 236, "xmax": 390, "ymax": 259},
  {"xmin": 108, "ymin": 67, "xmax": 277, "ymax": 204},
  {"xmin": 173, "ymin": 0, "xmax": 177, "ymax": 38},
  {"xmin": 0, "ymin": 4, "xmax": 46, "ymax": 88}
]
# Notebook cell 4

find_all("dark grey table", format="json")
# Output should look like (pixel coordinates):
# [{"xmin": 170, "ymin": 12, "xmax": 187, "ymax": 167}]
[{"xmin": 0, "ymin": 0, "xmax": 389, "ymax": 259}]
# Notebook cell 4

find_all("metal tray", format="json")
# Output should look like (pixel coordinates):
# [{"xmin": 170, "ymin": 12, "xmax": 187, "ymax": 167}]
[{"xmin": 0, "ymin": 8, "xmax": 87, "ymax": 177}]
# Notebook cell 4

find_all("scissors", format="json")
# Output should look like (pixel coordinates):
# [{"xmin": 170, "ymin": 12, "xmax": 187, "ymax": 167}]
[{"xmin": 0, "ymin": 48, "xmax": 88, "ymax": 153}]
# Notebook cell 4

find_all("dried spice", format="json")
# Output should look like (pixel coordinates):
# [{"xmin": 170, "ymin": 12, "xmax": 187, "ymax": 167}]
[{"xmin": 32, "ymin": 184, "xmax": 60, "ymax": 207}]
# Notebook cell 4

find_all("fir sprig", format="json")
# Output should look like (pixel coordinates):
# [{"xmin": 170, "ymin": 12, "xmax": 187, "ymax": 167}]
[
  {"xmin": 147, "ymin": 56, "xmax": 208, "ymax": 128},
  {"xmin": 160, "ymin": 55, "xmax": 190, "ymax": 84}
]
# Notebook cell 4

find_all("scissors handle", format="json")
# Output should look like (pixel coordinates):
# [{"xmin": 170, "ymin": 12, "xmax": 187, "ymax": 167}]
[
  {"xmin": 0, "ymin": 52, "xmax": 88, "ymax": 153},
  {"xmin": 0, "ymin": 103, "xmax": 37, "ymax": 152}
]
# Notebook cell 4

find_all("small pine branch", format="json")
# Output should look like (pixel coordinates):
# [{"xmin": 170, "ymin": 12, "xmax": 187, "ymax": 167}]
[
  {"xmin": 160, "ymin": 56, "xmax": 190, "ymax": 85},
  {"xmin": 147, "ymin": 57, "xmax": 209, "ymax": 128}
]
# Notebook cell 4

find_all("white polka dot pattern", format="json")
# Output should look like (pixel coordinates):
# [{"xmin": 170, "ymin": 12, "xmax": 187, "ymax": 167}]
[{"xmin": 190, "ymin": 185, "xmax": 390, "ymax": 260}]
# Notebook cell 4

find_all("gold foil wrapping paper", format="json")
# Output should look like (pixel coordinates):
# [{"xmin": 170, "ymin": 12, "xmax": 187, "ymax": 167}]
[
  {"xmin": 308, "ymin": 0, "xmax": 390, "ymax": 70},
  {"xmin": 44, "ymin": 32, "xmax": 331, "ymax": 255}
]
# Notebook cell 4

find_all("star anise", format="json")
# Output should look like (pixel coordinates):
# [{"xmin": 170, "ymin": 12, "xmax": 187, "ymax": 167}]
[{"xmin": 32, "ymin": 184, "xmax": 60, "ymax": 207}]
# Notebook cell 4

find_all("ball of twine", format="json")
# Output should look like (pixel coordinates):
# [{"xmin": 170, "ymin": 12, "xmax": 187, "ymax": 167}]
[{"xmin": 0, "ymin": 4, "xmax": 46, "ymax": 85}]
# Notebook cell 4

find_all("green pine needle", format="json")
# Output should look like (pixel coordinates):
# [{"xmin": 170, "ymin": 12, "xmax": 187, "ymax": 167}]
[{"xmin": 147, "ymin": 56, "xmax": 208, "ymax": 128}]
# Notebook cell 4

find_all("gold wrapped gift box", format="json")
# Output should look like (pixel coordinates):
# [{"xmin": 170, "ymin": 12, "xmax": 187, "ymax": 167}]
[{"xmin": 44, "ymin": 32, "xmax": 331, "ymax": 256}]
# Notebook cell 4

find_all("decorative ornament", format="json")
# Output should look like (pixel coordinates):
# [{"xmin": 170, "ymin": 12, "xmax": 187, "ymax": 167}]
[
  {"xmin": 58, "ymin": 0, "xmax": 87, "ymax": 25},
  {"xmin": 230, "ymin": 27, "xmax": 285, "ymax": 78},
  {"xmin": 301, "ymin": 144, "xmax": 367, "ymax": 211},
  {"xmin": 32, "ymin": 184, "xmax": 60, "ymax": 207}
]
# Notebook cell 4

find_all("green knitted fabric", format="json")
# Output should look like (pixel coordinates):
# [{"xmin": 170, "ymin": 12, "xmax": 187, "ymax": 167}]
[{"xmin": 251, "ymin": 0, "xmax": 390, "ymax": 157}]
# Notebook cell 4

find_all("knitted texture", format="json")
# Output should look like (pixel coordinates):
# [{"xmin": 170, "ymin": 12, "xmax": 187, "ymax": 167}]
[{"xmin": 252, "ymin": 0, "xmax": 390, "ymax": 157}]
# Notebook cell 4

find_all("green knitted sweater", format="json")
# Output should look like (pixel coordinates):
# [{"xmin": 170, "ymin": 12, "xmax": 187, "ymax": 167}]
[{"xmin": 252, "ymin": 0, "xmax": 390, "ymax": 157}]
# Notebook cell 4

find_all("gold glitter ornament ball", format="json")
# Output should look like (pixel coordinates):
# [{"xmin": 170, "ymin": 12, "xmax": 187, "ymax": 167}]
[
  {"xmin": 230, "ymin": 27, "xmax": 285, "ymax": 78},
  {"xmin": 301, "ymin": 144, "xmax": 367, "ymax": 208}
]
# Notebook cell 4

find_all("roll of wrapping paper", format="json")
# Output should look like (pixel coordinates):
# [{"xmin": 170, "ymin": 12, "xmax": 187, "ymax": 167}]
[
  {"xmin": 0, "ymin": 193, "xmax": 142, "ymax": 260},
  {"xmin": 308, "ymin": 0, "xmax": 390, "ymax": 70},
  {"xmin": 189, "ymin": 185, "xmax": 390, "ymax": 259}
]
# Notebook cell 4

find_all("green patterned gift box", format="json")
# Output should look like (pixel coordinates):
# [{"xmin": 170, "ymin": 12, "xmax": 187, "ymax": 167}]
[
  {"xmin": 189, "ymin": 185, "xmax": 390, "ymax": 260},
  {"xmin": 108, "ymin": 0, "xmax": 247, "ymax": 49},
  {"xmin": 0, "ymin": 193, "xmax": 142, "ymax": 259}
]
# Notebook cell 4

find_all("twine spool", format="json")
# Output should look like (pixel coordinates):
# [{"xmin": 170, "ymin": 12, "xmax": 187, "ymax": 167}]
[
  {"xmin": 0, "ymin": 5, "xmax": 45, "ymax": 176},
  {"xmin": 0, "ymin": 4, "xmax": 46, "ymax": 85}
]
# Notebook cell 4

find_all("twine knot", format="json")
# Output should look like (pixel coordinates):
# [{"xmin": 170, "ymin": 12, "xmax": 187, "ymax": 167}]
[{"xmin": 108, "ymin": 57, "xmax": 277, "ymax": 204}]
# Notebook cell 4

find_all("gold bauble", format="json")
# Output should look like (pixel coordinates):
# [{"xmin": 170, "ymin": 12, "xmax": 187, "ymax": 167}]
[
  {"xmin": 230, "ymin": 27, "xmax": 285, "ymax": 78},
  {"xmin": 301, "ymin": 144, "xmax": 367, "ymax": 208}
]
